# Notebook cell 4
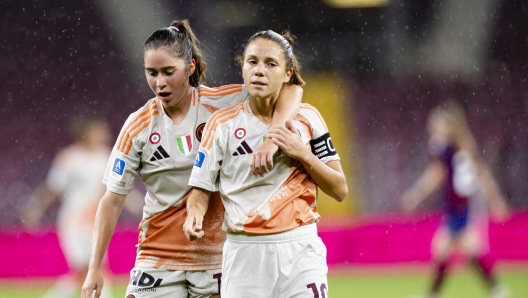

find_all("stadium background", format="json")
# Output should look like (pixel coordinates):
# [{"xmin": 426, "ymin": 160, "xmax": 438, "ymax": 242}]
[{"xmin": 1, "ymin": 0, "xmax": 527, "ymax": 297}]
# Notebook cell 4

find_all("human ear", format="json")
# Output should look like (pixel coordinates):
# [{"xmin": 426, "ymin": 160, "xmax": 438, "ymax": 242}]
[
  {"xmin": 188, "ymin": 59, "xmax": 196, "ymax": 76},
  {"xmin": 283, "ymin": 68, "xmax": 293, "ymax": 83}
]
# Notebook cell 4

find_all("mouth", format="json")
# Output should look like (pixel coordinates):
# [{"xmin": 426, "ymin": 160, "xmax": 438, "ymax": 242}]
[
  {"xmin": 251, "ymin": 81, "xmax": 267, "ymax": 87},
  {"xmin": 158, "ymin": 92, "xmax": 172, "ymax": 100}
]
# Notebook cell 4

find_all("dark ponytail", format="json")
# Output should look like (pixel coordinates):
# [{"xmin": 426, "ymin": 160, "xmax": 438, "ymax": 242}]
[
  {"xmin": 144, "ymin": 19, "xmax": 207, "ymax": 87},
  {"xmin": 235, "ymin": 30, "xmax": 305, "ymax": 86}
]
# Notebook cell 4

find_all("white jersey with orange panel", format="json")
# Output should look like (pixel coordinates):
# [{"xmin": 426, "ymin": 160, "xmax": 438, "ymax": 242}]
[
  {"xmin": 103, "ymin": 84, "xmax": 248, "ymax": 271},
  {"xmin": 189, "ymin": 102, "xmax": 340, "ymax": 235}
]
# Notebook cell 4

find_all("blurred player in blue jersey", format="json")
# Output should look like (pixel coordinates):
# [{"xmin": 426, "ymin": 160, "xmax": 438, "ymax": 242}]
[{"xmin": 401, "ymin": 101, "xmax": 510, "ymax": 298}]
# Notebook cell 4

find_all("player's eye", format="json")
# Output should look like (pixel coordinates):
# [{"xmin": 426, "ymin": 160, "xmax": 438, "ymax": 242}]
[{"xmin": 247, "ymin": 60, "xmax": 257, "ymax": 65}]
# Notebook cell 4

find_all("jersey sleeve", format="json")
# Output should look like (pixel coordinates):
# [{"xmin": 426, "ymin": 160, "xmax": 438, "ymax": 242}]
[
  {"xmin": 46, "ymin": 151, "xmax": 69, "ymax": 194},
  {"xmin": 188, "ymin": 121, "xmax": 225, "ymax": 192},
  {"xmin": 102, "ymin": 114, "xmax": 142, "ymax": 195},
  {"xmin": 300, "ymin": 106, "xmax": 341, "ymax": 164},
  {"xmin": 197, "ymin": 84, "xmax": 249, "ymax": 109}
]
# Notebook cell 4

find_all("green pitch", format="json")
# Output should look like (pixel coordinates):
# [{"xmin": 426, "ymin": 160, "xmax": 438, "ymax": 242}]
[{"xmin": 1, "ymin": 270, "xmax": 527, "ymax": 298}]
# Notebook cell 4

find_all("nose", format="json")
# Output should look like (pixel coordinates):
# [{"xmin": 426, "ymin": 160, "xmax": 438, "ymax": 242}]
[
  {"xmin": 156, "ymin": 75, "xmax": 166, "ymax": 89},
  {"xmin": 254, "ymin": 62, "xmax": 265, "ymax": 76}
]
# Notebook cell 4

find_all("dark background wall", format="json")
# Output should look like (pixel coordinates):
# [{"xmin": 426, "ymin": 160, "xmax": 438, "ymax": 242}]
[{"xmin": 1, "ymin": 0, "xmax": 526, "ymax": 226}]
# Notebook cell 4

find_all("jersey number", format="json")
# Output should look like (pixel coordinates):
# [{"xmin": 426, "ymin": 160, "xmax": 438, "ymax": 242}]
[
  {"xmin": 307, "ymin": 282, "xmax": 328, "ymax": 298},
  {"xmin": 213, "ymin": 273, "xmax": 222, "ymax": 293}
]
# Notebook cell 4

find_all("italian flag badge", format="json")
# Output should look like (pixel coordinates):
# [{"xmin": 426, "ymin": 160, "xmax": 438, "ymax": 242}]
[{"xmin": 176, "ymin": 135, "xmax": 193, "ymax": 155}]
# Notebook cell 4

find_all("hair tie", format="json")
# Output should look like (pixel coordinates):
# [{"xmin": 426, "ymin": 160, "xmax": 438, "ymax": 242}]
[{"xmin": 169, "ymin": 26, "xmax": 179, "ymax": 32}]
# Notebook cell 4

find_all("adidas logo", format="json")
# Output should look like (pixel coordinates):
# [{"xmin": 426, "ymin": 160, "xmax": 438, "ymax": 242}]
[
  {"xmin": 150, "ymin": 145, "xmax": 170, "ymax": 161},
  {"xmin": 232, "ymin": 141, "xmax": 253, "ymax": 156}
]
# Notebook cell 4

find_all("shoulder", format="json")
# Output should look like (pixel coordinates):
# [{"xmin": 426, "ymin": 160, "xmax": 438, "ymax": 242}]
[
  {"xmin": 208, "ymin": 102, "xmax": 246, "ymax": 127},
  {"xmin": 201, "ymin": 102, "xmax": 246, "ymax": 149},
  {"xmin": 125, "ymin": 98, "xmax": 160, "ymax": 122},
  {"xmin": 296, "ymin": 103, "xmax": 328, "ymax": 131},
  {"xmin": 197, "ymin": 84, "xmax": 243, "ymax": 98},
  {"xmin": 53, "ymin": 144, "xmax": 80, "ymax": 166},
  {"xmin": 116, "ymin": 98, "xmax": 160, "ymax": 154}
]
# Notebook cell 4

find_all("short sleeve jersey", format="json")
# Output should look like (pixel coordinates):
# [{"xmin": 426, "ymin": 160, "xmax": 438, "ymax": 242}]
[
  {"xmin": 189, "ymin": 102, "xmax": 340, "ymax": 235},
  {"xmin": 47, "ymin": 144, "xmax": 109, "ymax": 229},
  {"xmin": 428, "ymin": 140, "xmax": 479, "ymax": 216},
  {"xmin": 103, "ymin": 84, "xmax": 248, "ymax": 270}
]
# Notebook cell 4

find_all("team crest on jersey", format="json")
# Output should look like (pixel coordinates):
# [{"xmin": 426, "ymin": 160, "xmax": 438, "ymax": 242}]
[
  {"xmin": 149, "ymin": 132, "xmax": 161, "ymax": 144},
  {"xmin": 176, "ymin": 135, "xmax": 193, "ymax": 155},
  {"xmin": 196, "ymin": 123, "xmax": 206, "ymax": 142},
  {"xmin": 234, "ymin": 128, "xmax": 246, "ymax": 139}
]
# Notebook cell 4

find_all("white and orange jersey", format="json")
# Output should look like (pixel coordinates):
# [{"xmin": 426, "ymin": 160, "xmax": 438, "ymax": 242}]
[
  {"xmin": 103, "ymin": 84, "xmax": 248, "ymax": 271},
  {"xmin": 189, "ymin": 102, "xmax": 340, "ymax": 235}
]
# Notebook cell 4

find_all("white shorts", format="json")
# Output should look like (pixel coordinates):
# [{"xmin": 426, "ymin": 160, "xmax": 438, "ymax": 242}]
[
  {"xmin": 221, "ymin": 224, "xmax": 328, "ymax": 298},
  {"xmin": 57, "ymin": 222, "xmax": 92, "ymax": 270},
  {"xmin": 125, "ymin": 267, "xmax": 222, "ymax": 298}
]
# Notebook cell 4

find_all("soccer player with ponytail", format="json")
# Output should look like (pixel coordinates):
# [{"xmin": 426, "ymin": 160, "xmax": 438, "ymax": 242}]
[
  {"xmin": 82, "ymin": 20, "xmax": 301, "ymax": 298},
  {"xmin": 184, "ymin": 30, "xmax": 347, "ymax": 297}
]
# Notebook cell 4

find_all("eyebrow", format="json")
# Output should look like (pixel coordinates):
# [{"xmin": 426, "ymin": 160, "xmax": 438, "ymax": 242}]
[
  {"xmin": 246, "ymin": 54, "xmax": 280, "ymax": 63},
  {"xmin": 144, "ymin": 66, "xmax": 176, "ymax": 71}
]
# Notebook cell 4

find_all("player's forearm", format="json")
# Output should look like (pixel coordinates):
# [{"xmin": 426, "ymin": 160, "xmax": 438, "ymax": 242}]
[
  {"xmin": 88, "ymin": 190, "xmax": 126, "ymax": 271},
  {"xmin": 28, "ymin": 184, "xmax": 57, "ymax": 213},
  {"xmin": 476, "ymin": 161, "xmax": 503, "ymax": 204},
  {"xmin": 187, "ymin": 188, "xmax": 212, "ymax": 216},
  {"xmin": 298, "ymin": 154, "xmax": 347, "ymax": 202},
  {"xmin": 271, "ymin": 84, "xmax": 302, "ymax": 125}
]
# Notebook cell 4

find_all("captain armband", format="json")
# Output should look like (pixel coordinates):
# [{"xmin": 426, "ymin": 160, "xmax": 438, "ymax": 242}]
[{"xmin": 309, "ymin": 132, "xmax": 337, "ymax": 159}]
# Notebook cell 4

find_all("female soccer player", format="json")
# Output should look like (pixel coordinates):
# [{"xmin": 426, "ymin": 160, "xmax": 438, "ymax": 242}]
[
  {"xmin": 184, "ymin": 30, "xmax": 347, "ymax": 297},
  {"xmin": 401, "ymin": 101, "xmax": 510, "ymax": 298},
  {"xmin": 81, "ymin": 20, "xmax": 302, "ymax": 298},
  {"xmin": 23, "ymin": 118, "xmax": 114, "ymax": 298}
]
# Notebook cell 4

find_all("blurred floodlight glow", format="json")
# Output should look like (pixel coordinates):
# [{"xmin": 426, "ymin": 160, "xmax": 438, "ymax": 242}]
[{"xmin": 325, "ymin": 0, "xmax": 390, "ymax": 8}]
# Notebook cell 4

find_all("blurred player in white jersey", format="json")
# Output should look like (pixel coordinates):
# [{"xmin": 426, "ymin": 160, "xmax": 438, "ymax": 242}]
[
  {"xmin": 23, "ymin": 118, "xmax": 114, "ymax": 298},
  {"xmin": 82, "ymin": 20, "xmax": 302, "ymax": 298},
  {"xmin": 401, "ymin": 101, "xmax": 510, "ymax": 298},
  {"xmin": 185, "ymin": 30, "xmax": 347, "ymax": 298}
]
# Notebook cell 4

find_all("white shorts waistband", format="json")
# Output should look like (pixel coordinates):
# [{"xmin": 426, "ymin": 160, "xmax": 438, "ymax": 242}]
[{"xmin": 226, "ymin": 224, "xmax": 317, "ymax": 243}]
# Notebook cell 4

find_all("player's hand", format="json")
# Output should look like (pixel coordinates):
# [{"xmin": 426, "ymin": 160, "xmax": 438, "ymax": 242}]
[
  {"xmin": 183, "ymin": 210, "xmax": 204, "ymax": 241},
  {"xmin": 267, "ymin": 120, "xmax": 307, "ymax": 161},
  {"xmin": 250, "ymin": 139, "xmax": 278, "ymax": 177},
  {"xmin": 81, "ymin": 269, "xmax": 105, "ymax": 298},
  {"xmin": 490, "ymin": 197, "xmax": 511, "ymax": 223}
]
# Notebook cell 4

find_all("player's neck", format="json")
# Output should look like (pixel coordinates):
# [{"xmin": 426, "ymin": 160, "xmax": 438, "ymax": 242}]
[
  {"xmin": 162, "ymin": 87, "xmax": 193, "ymax": 125},
  {"xmin": 249, "ymin": 95, "xmax": 278, "ymax": 124}
]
